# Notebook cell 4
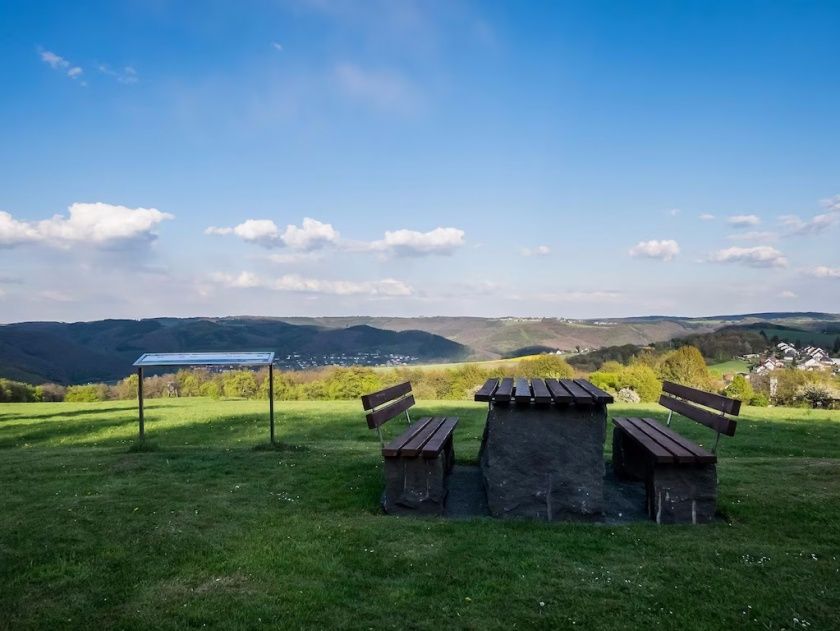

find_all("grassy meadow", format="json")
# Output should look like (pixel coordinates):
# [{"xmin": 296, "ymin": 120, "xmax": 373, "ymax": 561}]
[{"xmin": 2, "ymin": 398, "xmax": 840, "ymax": 629}]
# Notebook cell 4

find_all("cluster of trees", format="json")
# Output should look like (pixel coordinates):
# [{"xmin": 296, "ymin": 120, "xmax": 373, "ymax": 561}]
[
  {"xmin": 5, "ymin": 346, "xmax": 839, "ymax": 408},
  {"xmin": 0, "ymin": 378, "xmax": 66, "ymax": 403},
  {"xmin": 9, "ymin": 354, "xmax": 577, "ymax": 403}
]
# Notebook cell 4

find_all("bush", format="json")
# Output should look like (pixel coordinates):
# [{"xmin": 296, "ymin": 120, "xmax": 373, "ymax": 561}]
[
  {"xmin": 0, "ymin": 378, "xmax": 39, "ymax": 402},
  {"xmin": 724, "ymin": 374, "xmax": 754, "ymax": 403},
  {"xmin": 589, "ymin": 364, "xmax": 661, "ymax": 403},
  {"xmin": 518, "ymin": 355, "xmax": 574, "ymax": 379},
  {"xmin": 657, "ymin": 346, "xmax": 713, "ymax": 390},
  {"xmin": 65, "ymin": 384, "xmax": 109, "ymax": 402}
]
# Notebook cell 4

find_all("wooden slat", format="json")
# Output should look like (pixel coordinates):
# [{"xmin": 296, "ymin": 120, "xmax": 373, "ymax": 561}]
[
  {"xmin": 514, "ymin": 378, "xmax": 532, "ymax": 405},
  {"xmin": 421, "ymin": 417, "xmax": 458, "ymax": 458},
  {"xmin": 361, "ymin": 382, "xmax": 412, "ymax": 411},
  {"xmin": 475, "ymin": 378, "xmax": 499, "ymax": 402},
  {"xmin": 627, "ymin": 418, "xmax": 699, "ymax": 463},
  {"xmin": 530, "ymin": 379, "xmax": 552, "ymax": 404},
  {"xmin": 544, "ymin": 378, "xmax": 573, "ymax": 404},
  {"xmin": 659, "ymin": 394, "xmax": 737, "ymax": 436},
  {"xmin": 663, "ymin": 381, "xmax": 741, "ymax": 416},
  {"xmin": 559, "ymin": 379, "xmax": 596, "ymax": 405},
  {"xmin": 365, "ymin": 394, "xmax": 415, "ymax": 429},
  {"xmin": 401, "ymin": 417, "xmax": 446, "ymax": 457},
  {"xmin": 637, "ymin": 418, "xmax": 716, "ymax": 463},
  {"xmin": 381, "ymin": 417, "xmax": 433, "ymax": 457},
  {"xmin": 575, "ymin": 379, "xmax": 614, "ymax": 404},
  {"xmin": 494, "ymin": 378, "xmax": 514, "ymax": 403},
  {"xmin": 614, "ymin": 417, "xmax": 675, "ymax": 463}
]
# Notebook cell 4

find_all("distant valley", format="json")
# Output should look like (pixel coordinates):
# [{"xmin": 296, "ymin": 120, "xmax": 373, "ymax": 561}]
[{"xmin": 1, "ymin": 312, "xmax": 839, "ymax": 385}]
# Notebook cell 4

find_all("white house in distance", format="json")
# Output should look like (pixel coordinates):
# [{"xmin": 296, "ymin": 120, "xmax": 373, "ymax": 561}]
[{"xmin": 756, "ymin": 342, "xmax": 840, "ymax": 374}]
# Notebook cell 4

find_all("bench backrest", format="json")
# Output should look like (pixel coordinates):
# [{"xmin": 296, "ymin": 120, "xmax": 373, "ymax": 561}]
[
  {"xmin": 659, "ymin": 381, "xmax": 740, "ymax": 440},
  {"xmin": 361, "ymin": 382, "xmax": 415, "ymax": 430}
]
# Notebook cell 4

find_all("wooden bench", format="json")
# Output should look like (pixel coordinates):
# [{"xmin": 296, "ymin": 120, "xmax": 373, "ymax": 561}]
[
  {"xmin": 361, "ymin": 382, "xmax": 458, "ymax": 516},
  {"xmin": 612, "ymin": 380, "xmax": 740, "ymax": 524}
]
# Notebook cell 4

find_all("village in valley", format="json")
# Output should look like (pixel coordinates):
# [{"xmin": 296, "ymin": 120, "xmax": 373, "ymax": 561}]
[{"xmin": 752, "ymin": 342, "xmax": 840, "ymax": 375}]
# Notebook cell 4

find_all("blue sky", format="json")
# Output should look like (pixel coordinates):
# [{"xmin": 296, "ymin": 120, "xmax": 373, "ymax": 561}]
[{"xmin": 1, "ymin": 0, "xmax": 839, "ymax": 322}]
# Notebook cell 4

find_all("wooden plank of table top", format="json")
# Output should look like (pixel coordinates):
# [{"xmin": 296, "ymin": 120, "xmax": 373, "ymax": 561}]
[
  {"xmin": 475, "ymin": 378, "xmax": 499, "ymax": 402},
  {"xmin": 530, "ymin": 378, "xmax": 552, "ymax": 404},
  {"xmin": 494, "ymin": 377, "xmax": 514, "ymax": 402},
  {"xmin": 559, "ymin": 379, "xmax": 596, "ymax": 405},
  {"xmin": 574, "ymin": 379, "xmax": 614, "ymax": 404},
  {"xmin": 544, "ymin": 378, "xmax": 573, "ymax": 404},
  {"xmin": 514, "ymin": 378, "xmax": 532, "ymax": 404}
]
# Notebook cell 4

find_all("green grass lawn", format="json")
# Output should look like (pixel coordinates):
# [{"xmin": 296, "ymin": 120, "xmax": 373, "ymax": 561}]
[
  {"xmin": 2, "ymin": 398, "xmax": 840, "ymax": 629},
  {"xmin": 708, "ymin": 359, "xmax": 751, "ymax": 376}
]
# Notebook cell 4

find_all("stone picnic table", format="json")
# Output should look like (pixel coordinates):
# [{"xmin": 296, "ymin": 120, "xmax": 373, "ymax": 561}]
[{"xmin": 475, "ymin": 377, "xmax": 614, "ymax": 521}]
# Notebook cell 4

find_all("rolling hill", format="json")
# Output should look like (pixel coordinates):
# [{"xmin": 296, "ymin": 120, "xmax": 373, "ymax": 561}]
[{"xmin": 0, "ymin": 318, "xmax": 468, "ymax": 384}]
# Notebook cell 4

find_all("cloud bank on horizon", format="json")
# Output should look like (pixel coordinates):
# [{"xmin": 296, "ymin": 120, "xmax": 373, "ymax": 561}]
[{"xmin": 0, "ymin": 1, "xmax": 839, "ymax": 321}]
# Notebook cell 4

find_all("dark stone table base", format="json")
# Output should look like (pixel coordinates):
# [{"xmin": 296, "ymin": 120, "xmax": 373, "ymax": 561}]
[
  {"xmin": 382, "ymin": 442, "xmax": 454, "ymax": 516},
  {"xmin": 613, "ymin": 426, "xmax": 717, "ymax": 524},
  {"xmin": 480, "ymin": 405, "xmax": 606, "ymax": 520}
]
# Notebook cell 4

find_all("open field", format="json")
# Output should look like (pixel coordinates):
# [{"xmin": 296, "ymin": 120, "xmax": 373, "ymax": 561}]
[
  {"xmin": 708, "ymin": 359, "xmax": 751, "ymax": 376},
  {"xmin": 2, "ymin": 399, "xmax": 840, "ymax": 629}
]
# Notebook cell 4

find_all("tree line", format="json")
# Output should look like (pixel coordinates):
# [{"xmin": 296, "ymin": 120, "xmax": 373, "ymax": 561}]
[{"xmin": 2, "ymin": 346, "xmax": 838, "ymax": 408}]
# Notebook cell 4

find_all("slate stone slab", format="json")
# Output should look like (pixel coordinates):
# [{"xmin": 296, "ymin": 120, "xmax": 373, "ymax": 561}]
[
  {"xmin": 381, "ymin": 440, "xmax": 454, "ymax": 516},
  {"xmin": 480, "ymin": 404, "xmax": 607, "ymax": 520},
  {"xmin": 650, "ymin": 464, "xmax": 717, "ymax": 524}
]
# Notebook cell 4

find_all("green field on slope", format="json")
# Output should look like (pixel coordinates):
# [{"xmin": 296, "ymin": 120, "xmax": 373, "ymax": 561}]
[{"xmin": 2, "ymin": 399, "xmax": 839, "ymax": 629}]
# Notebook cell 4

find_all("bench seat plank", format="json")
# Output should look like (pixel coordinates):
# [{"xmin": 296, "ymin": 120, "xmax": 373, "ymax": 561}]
[
  {"xmin": 401, "ymin": 417, "xmax": 446, "ymax": 457},
  {"xmin": 421, "ymin": 417, "xmax": 458, "ymax": 458},
  {"xmin": 637, "ymin": 417, "xmax": 716, "ymax": 463},
  {"xmin": 614, "ymin": 417, "xmax": 675, "ymax": 463},
  {"xmin": 381, "ymin": 417, "xmax": 433, "ymax": 458},
  {"xmin": 627, "ymin": 418, "xmax": 699, "ymax": 463}
]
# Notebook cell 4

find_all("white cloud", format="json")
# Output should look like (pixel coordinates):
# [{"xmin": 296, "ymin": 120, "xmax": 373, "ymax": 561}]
[
  {"xmin": 210, "ymin": 272, "xmax": 413, "ymax": 296},
  {"xmin": 698, "ymin": 213, "xmax": 715, "ymax": 221},
  {"xmin": 370, "ymin": 227, "xmax": 465, "ymax": 257},
  {"xmin": 628, "ymin": 239, "xmax": 680, "ymax": 262},
  {"xmin": 521, "ymin": 245, "xmax": 551, "ymax": 257},
  {"xmin": 271, "ymin": 42, "xmax": 284, "ymax": 52},
  {"xmin": 779, "ymin": 290, "xmax": 797, "ymax": 299},
  {"xmin": 805, "ymin": 266, "xmax": 840, "ymax": 279},
  {"xmin": 708, "ymin": 246, "xmax": 788, "ymax": 268},
  {"xmin": 668, "ymin": 208, "xmax": 681, "ymax": 217},
  {"xmin": 726, "ymin": 215, "xmax": 761, "ymax": 228},
  {"xmin": 334, "ymin": 62, "xmax": 418, "ymax": 112},
  {"xmin": 726, "ymin": 231, "xmax": 778, "ymax": 242},
  {"xmin": 281, "ymin": 217, "xmax": 340, "ymax": 251},
  {"xmin": 206, "ymin": 217, "xmax": 339, "ymax": 250},
  {"xmin": 97, "ymin": 64, "xmax": 138, "ymax": 85},
  {"xmin": 727, "ymin": 214, "xmax": 761, "ymax": 228},
  {"xmin": 0, "ymin": 203, "xmax": 173, "ymax": 248},
  {"xmin": 779, "ymin": 212, "xmax": 838, "ymax": 237},
  {"xmin": 39, "ymin": 49, "xmax": 83, "ymax": 80},
  {"xmin": 40, "ymin": 50, "xmax": 68, "ymax": 69},
  {"xmin": 820, "ymin": 194, "xmax": 840, "ymax": 212}
]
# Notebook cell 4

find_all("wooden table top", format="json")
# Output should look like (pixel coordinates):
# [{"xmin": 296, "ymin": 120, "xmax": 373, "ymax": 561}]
[{"xmin": 475, "ymin": 377, "xmax": 614, "ymax": 406}]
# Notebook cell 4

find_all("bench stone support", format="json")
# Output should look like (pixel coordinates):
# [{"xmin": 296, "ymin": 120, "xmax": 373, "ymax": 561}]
[
  {"xmin": 613, "ymin": 426, "xmax": 717, "ymax": 524},
  {"xmin": 649, "ymin": 464, "xmax": 717, "ymax": 524},
  {"xmin": 382, "ymin": 438, "xmax": 454, "ymax": 516}
]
